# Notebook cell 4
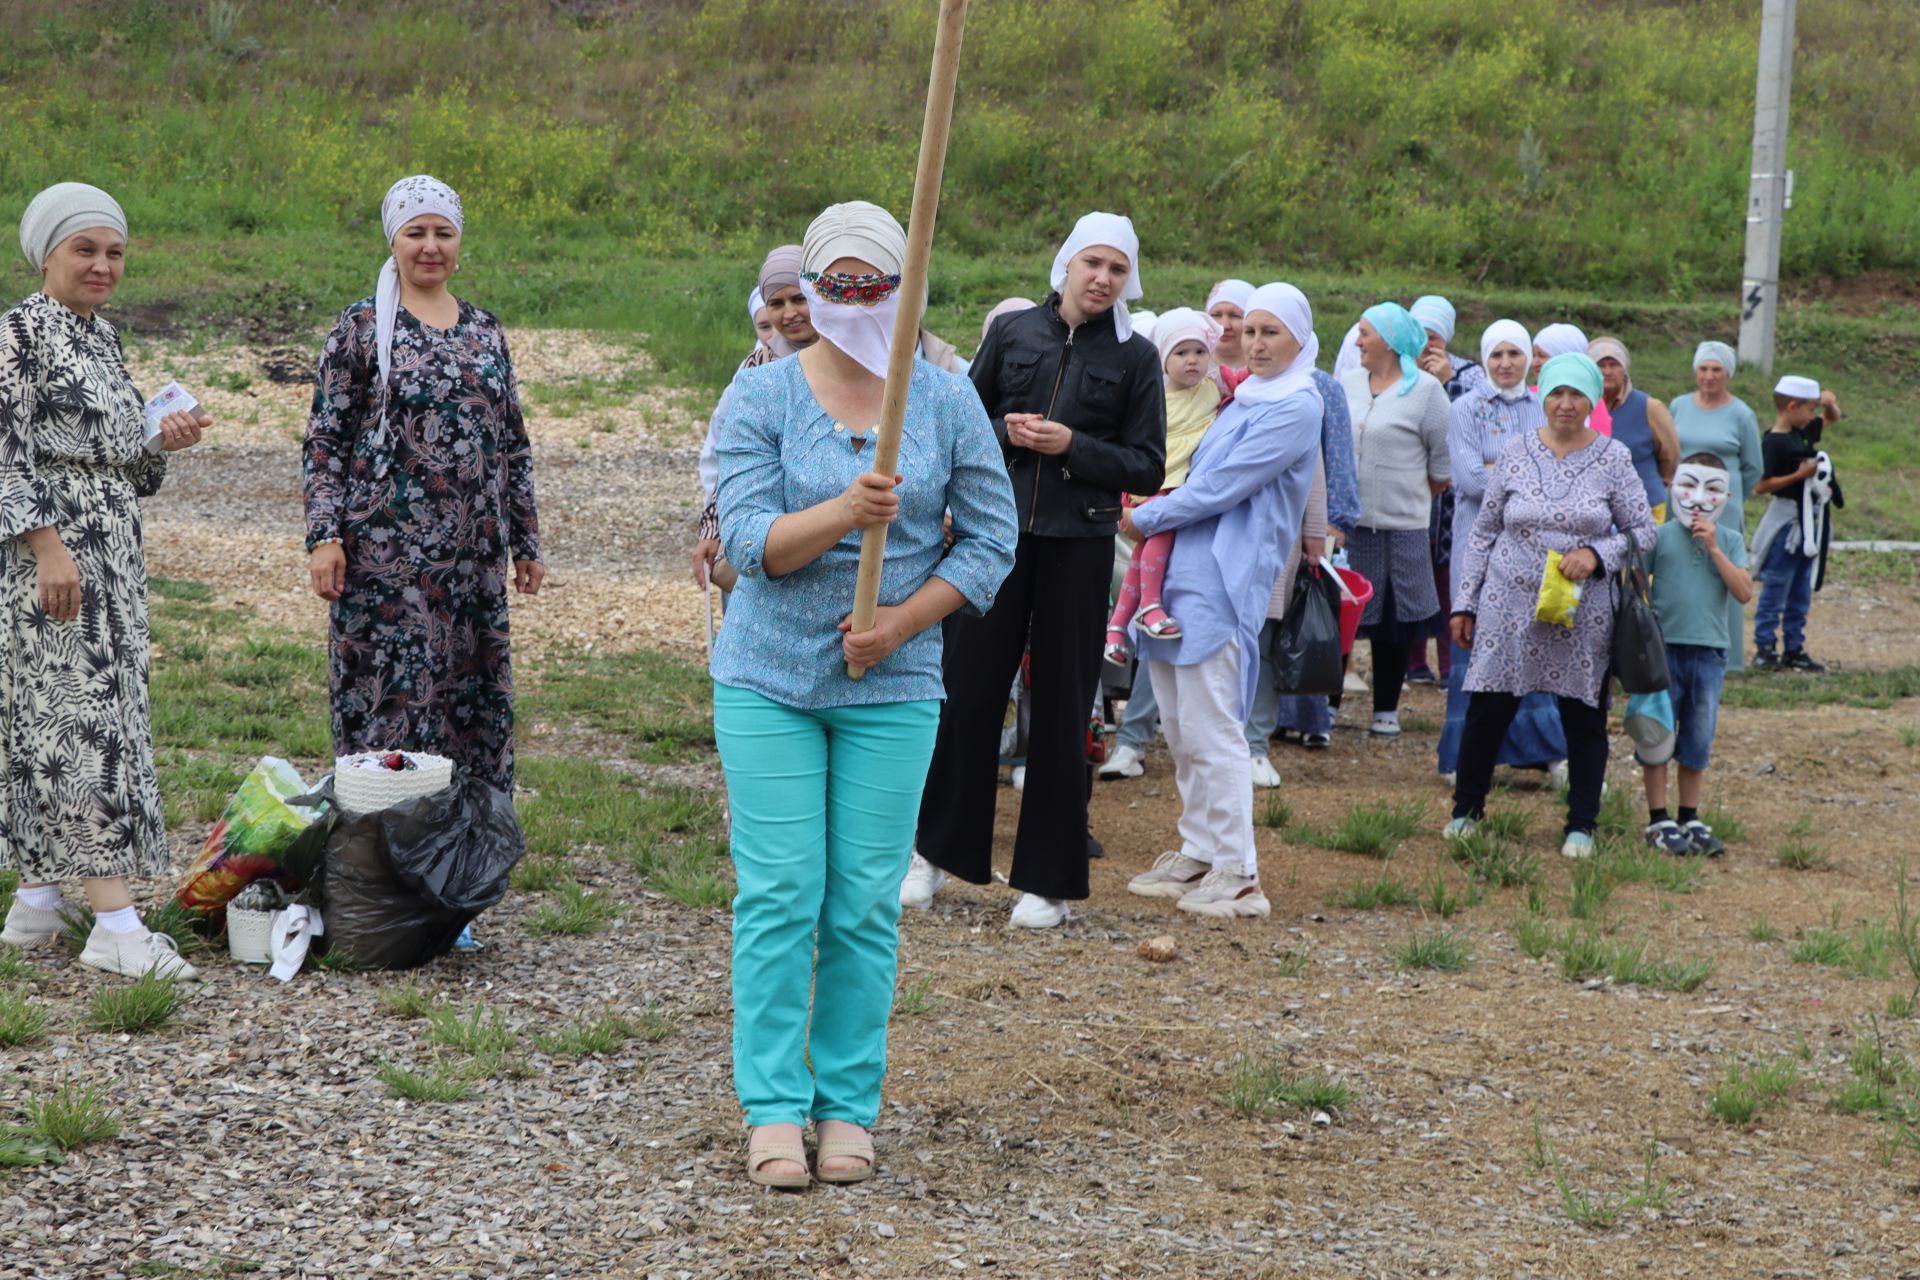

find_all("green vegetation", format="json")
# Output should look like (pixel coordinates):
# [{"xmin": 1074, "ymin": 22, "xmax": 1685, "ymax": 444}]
[
  {"xmin": 893, "ymin": 974, "xmax": 939, "ymax": 1018},
  {"xmin": 0, "ymin": 989, "xmax": 49, "ymax": 1048},
  {"xmin": 1328, "ymin": 870, "xmax": 1417, "ymax": 912},
  {"xmin": 1722, "ymin": 667, "xmax": 1920, "ymax": 713},
  {"xmin": 19, "ymin": 1080, "xmax": 121, "ymax": 1152},
  {"xmin": 1390, "ymin": 926, "xmax": 1475, "ymax": 973},
  {"xmin": 536, "ymin": 1010, "xmax": 652, "ymax": 1056},
  {"xmin": 1792, "ymin": 910, "xmax": 1896, "ymax": 979},
  {"xmin": 1778, "ymin": 814, "xmax": 1831, "ymax": 871},
  {"xmin": 1708, "ymin": 1056, "xmax": 1799, "ymax": 1126},
  {"xmin": 522, "ymin": 648, "xmax": 714, "ymax": 765},
  {"xmin": 88, "ymin": 972, "xmax": 189, "ymax": 1034},
  {"xmin": 1536, "ymin": 1130, "xmax": 1675, "ymax": 1229},
  {"xmin": 1421, "ymin": 867, "xmax": 1485, "ymax": 920},
  {"xmin": 1227, "ymin": 1056, "xmax": 1355, "ymax": 1119},
  {"xmin": 523, "ymin": 878, "xmax": 621, "ymax": 937},
  {"xmin": 1448, "ymin": 830, "xmax": 1541, "ymax": 889},
  {"xmin": 375, "ymin": 980, "xmax": 442, "ymax": 1020},
  {"xmin": 375, "ymin": 1062, "xmax": 474, "ymax": 1104},
  {"xmin": 1291, "ymin": 799, "xmax": 1426, "ymax": 859}
]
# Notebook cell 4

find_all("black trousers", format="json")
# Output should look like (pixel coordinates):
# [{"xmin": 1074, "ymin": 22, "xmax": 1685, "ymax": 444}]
[
  {"xmin": 1452, "ymin": 690, "xmax": 1609, "ymax": 836},
  {"xmin": 918, "ymin": 532, "xmax": 1112, "ymax": 900}
]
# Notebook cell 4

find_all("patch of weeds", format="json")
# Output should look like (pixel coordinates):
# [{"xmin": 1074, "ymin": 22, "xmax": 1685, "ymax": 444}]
[
  {"xmin": 521, "ymin": 647, "xmax": 714, "ymax": 763},
  {"xmin": 0, "ymin": 1124, "xmax": 62, "ymax": 1168},
  {"xmin": 424, "ymin": 1003, "xmax": 517, "ymax": 1057},
  {"xmin": 508, "ymin": 855, "xmax": 568, "ymax": 893},
  {"xmin": 650, "ymin": 838, "xmax": 732, "ymax": 909},
  {"xmin": 535, "ymin": 1011, "xmax": 640, "ymax": 1056},
  {"xmin": 57, "ymin": 903, "xmax": 95, "ymax": 952},
  {"xmin": 376, "ymin": 1062, "xmax": 473, "ymax": 1103},
  {"xmin": 375, "ymin": 980, "xmax": 441, "ymax": 1020},
  {"xmin": 1421, "ymin": 867, "xmax": 1484, "ymax": 920},
  {"xmin": 1295, "ymin": 799, "xmax": 1425, "ymax": 858},
  {"xmin": 1708, "ymin": 1056, "xmax": 1799, "ymax": 1126},
  {"xmin": 1271, "ymin": 946, "xmax": 1309, "ymax": 977},
  {"xmin": 893, "ymin": 974, "xmax": 938, "ymax": 1017},
  {"xmin": 1594, "ymin": 785, "xmax": 1639, "ymax": 842},
  {"xmin": 1566, "ymin": 857, "xmax": 1614, "ymax": 921},
  {"xmin": 0, "ymin": 945, "xmax": 38, "ymax": 983},
  {"xmin": 131, "ymin": 1259, "xmax": 263, "ymax": 1277},
  {"xmin": 523, "ymin": 879, "xmax": 620, "ymax": 936},
  {"xmin": 516, "ymin": 759, "xmax": 718, "ymax": 860},
  {"xmin": 1602, "ymin": 843, "xmax": 1702, "ymax": 894},
  {"xmin": 635, "ymin": 1007, "xmax": 676, "ymax": 1042},
  {"xmin": 1391, "ymin": 926, "xmax": 1473, "ymax": 973},
  {"xmin": 1536, "ymin": 1129, "xmax": 1672, "ymax": 1229},
  {"xmin": 1900, "ymin": 724, "xmax": 1920, "ymax": 749},
  {"xmin": 1255, "ymin": 793, "xmax": 1292, "ymax": 830},
  {"xmin": 1721, "ymin": 665, "xmax": 1920, "ymax": 712},
  {"xmin": 1888, "ymin": 989, "xmax": 1915, "ymax": 1020},
  {"xmin": 1479, "ymin": 808, "xmax": 1531, "ymax": 842},
  {"xmin": 22, "ymin": 1079, "xmax": 120, "ymax": 1151},
  {"xmin": 1227, "ymin": 1054, "xmax": 1355, "ymax": 1118},
  {"xmin": 1512, "ymin": 913, "xmax": 1554, "ymax": 960},
  {"xmin": 0, "ymin": 988, "xmax": 50, "ymax": 1047},
  {"xmin": 88, "ymin": 972, "xmax": 187, "ymax": 1033},
  {"xmin": 311, "ymin": 948, "xmax": 367, "ymax": 973},
  {"xmin": 1746, "ymin": 914, "xmax": 1780, "ymax": 942},
  {"xmin": 1626, "ymin": 952, "xmax": 1715, "ymax": 993},
  {"xmin": 157, "ymin": 751, "xmax": 249, "ymax": 828},
  {"xmin": 141, "ymin": 899, "xmax": 215, "ymax": 955},
  {"xmin": 1327, "ymin": 871, "xmax": 1416, "ymax": 911},
  {"xmin": 1778, "ymin": 814, "xmax": 1829, "ymax": 870},
  {"xmin": 1695, "ymin": 805, "xmax": 1746, "ymax": 846},
  {"xmin": 1450, "ymin": 831, "xmax": 1539, "ymax": 888},
  {"xmin": 1792, "ymin": 910, "xmax": 1894, "ymax": 978},
  {"xmin": 0, "ymin": 867, "xmax": 15, "ymax": 916},
  {"xmin": 1552, "ymin": 925, "xmax": 1712, "ymax": 991}
]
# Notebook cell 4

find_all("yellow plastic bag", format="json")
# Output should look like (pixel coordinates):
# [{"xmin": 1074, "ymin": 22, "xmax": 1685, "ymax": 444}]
[{"xmin": 1535, "ymin": 549, "xmax": 1584, "ymax": 628}]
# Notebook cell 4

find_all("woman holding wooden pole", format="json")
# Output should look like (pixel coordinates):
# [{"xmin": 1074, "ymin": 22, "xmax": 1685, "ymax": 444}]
[{"xmin": 709, "ymin": 199, "xmax": 1015, "ymax": 1187}]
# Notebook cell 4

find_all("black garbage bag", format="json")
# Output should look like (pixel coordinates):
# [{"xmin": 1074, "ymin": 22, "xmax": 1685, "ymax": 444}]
[
  {"xmin": 320, "ymin": 776, "xmax": 525, "ymax": 971},
  {"xmin": 1271, "ymin": 564, "xmax": 1345, "ymax": 696}
]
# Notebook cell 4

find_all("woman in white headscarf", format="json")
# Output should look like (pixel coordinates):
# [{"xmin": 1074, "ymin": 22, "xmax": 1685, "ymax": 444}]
[
  {"xmin": 1669, "ymin": 339, "xmax": 1764, "ymax": 668},
  {"xmin": 1121, "ymin": 283, "xmax": 1321, "ymax": 921},
  {"xmin": 304, "ymin": 175, "xmax": 543, "ymax": 790},
  {"xmin": 1204, "ymin": 277, "xmax": 1255, "ymax": 392},
  {"xmin": 1, "ymin": 183, "xmax": 212, "ymax": 981}
]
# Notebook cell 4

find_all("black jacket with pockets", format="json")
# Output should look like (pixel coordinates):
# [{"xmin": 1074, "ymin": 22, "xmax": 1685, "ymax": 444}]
[{"xmin": 969, "ymin": 293, "xmax": 1166, "ymax": 539}]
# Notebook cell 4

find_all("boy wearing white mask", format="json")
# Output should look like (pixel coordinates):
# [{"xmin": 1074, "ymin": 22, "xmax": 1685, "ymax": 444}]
[{"xmin": 1642, "ymin": 452, "xmax": 1754, "ymax": 857}]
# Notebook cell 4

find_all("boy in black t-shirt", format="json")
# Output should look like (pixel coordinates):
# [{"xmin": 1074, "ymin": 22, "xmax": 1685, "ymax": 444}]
[{"xmin": 1750, "ymin": 376, "xmax": 1843, "ymax": 672}]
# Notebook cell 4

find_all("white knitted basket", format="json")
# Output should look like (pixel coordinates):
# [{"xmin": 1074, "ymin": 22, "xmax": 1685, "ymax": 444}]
[
  {"xmin": 227, "ymin": 905, "xmax": 274, "ymax": 965},
  {"xmin": 333, "ymin": 752, "xmax": 453, "ymax": 815}
]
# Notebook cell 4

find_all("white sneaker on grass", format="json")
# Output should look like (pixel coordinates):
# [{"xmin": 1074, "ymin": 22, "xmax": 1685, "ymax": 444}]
[
  {"xmin": 1559, "ymin": 832, "xmax": 1595, "ymax": 860},
  {"xmin": 78, "ymin": 925, "xmax": 200, "ymax": 981},
  {"xmin": 1250, "ymin": 755, "xmax": 1282, "ymax": 789},
  {"xmin": 1127, "ymin": 851, "xmax": 1210, "ymax": 899},
  {"xmin": 1008, "ymin": 893, "xmax": 1070, "ymax": 929},
  {"xmin": 1442, "ymin": 816, "xmax": 1478, "ymax": 842},
  {"xmin": 1176, "ymin": 869, "xmax": 1271, "ymax": 919},
  {"xmin": 1, "ymin": 898, "xmax": 65, "ymax": 948},
  {"xmin": 1098, "ymin": 744, "xmax": 1145, "ymax": 780},
  {"xmin": 899, "ymin": 852, "xmax": 946, "ymax": 910}
]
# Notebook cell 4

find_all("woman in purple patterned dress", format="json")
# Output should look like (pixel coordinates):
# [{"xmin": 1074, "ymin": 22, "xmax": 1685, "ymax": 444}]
[
  {"xmin": 1446, "ymin": 354, "xmax": 1654, "ymax": 859},
  {"xmin": 303, "ymin": 176, "xmax": 542, "ymax": 788}
]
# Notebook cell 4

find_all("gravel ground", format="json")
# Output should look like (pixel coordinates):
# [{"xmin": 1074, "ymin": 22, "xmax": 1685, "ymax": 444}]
[{"xmin": 4, "ymin": 335, "xmax": 1920, "ymax": 1277}]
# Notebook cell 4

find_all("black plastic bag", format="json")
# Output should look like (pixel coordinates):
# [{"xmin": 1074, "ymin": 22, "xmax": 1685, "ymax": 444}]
[
  {"xmin": 1271, "ymin": 565, "xmax": 1344, "ymax": 696},
  {"xmin": 319, "ymin": 776, "xmax": 525, "ymax": 971},
  {"xmin": 1610, "ymin": 564, "xmax": 1671, "ymax": 694}
]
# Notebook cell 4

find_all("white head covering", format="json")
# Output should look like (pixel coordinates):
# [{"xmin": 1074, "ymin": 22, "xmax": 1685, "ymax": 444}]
[
  {"xmin": 1694, "ymin": 340, "xmax": 1737, "ymax": 375},
  {"xmin": 19, "ymin": 183, "xmax": 127, "ymax": 270},
  {"xmin": 1130, "ymin": 309, "xmax": 1158, "ymax": 344},
  {"xmin": 748, "ymin": 286, "xmax": 766, "ymax": 322},
  {"xmin": 1153, "ymin": 307, "xmax": 1221, "ymax": 368},
  {"xmin": 1774, "ymin": 374, "xmax": 1820, "ymax": 400},
  {"xmin": 1050, "ymin": 211, "xmax": 1143, "ymax": 340},
  {"xmin": 1332, "ymin": 321, "xmax": 1364, "ymax": 379},
  {"xmin": 1533, "ymin": 323, "xmax": 1588, "ymax": 360},
  {"xmin": 1479, "ymin": 319, "xmax": 1533, "ymax": 398},
  {"xmin": 1205, "ymin": 278, "xmax": 1255, "ymax": 314},
  {"xmin": 1410, "ymin": 295, "xmax": 1457, "ymax": 344},
  {"xmin": 798, "ymin": 200, "xmax": 909, "ymax": 380},
  {"xmin": 376, "ymin": 175, "xmax": 465, "ymax": 387},
  {"xmin": 1235, "ymin": 283, "xmax": 1323, "ymax": 413}
]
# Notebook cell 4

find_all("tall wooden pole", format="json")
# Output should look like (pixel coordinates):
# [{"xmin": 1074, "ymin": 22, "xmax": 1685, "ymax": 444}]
[{"xmin": 846, "ymin": 0, "xmax": 969, "ymax": 680}]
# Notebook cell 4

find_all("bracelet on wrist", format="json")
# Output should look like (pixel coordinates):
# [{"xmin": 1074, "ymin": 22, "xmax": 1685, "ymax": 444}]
[{"xmin": 309, "ymin": 536, "xmax": 343, "ymax": 551}]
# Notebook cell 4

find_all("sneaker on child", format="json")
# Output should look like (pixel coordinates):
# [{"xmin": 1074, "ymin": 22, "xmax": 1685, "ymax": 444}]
[
  {"xmin": 1176, "ymin": 869, "xmax": 1271, "ymax": 919},
  {"xmin": 1127, "ymin": 851, "xmax": 1209, "ymax": 899},
  {"xmin": 1644, "ymin": 819, "xmax": 1694, "ymax": 856},
  {"xmin": 1783, "ymin": 650, "xmax": 1826, "ymax": 673},
  {"xmin": 1681, "ymin": 820, "xmax": 1727, "ymax": 858}
]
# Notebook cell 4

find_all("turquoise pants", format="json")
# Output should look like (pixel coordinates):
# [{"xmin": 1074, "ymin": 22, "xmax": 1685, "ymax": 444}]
[{"xmin": 713, "ymin": 683, "xmax": 940, "ymax": 1128}]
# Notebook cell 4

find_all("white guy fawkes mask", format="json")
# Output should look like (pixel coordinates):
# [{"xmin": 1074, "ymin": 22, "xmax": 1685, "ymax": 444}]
[{"xmin": 1671, "ymin": 462, "xmax": 1731, "ymax": 521}]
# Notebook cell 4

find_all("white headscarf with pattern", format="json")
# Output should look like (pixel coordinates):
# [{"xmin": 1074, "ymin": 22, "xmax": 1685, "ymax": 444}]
[{"xmin": 376, "ymin": 175, "xmax": 465, "ymax": 387}]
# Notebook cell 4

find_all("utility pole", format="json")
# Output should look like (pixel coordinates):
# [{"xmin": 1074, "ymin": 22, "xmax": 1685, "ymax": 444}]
[{"xmin": 1739, "ymin": 0, "xmax": 1797, "ymax": 376}]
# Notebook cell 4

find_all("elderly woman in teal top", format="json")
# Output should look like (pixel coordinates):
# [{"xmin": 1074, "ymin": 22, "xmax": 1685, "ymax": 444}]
[
  {"xmin": 711, "ymin": 202, "xmax": 1017, "ymax": 1189},
  {"xmin": 1669, "ymin": 341, "xmax": 1763, "ymax": 668}
]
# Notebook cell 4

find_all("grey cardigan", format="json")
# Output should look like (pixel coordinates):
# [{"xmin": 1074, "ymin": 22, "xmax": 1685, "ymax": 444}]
[{"xmin": 1339, "ymin": 367, "xmax": 1452, "ymax": 530}]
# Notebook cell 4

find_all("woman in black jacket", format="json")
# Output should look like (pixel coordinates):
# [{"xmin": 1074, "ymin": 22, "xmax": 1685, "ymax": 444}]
[{"xmin": 901, "ymin": 213, "xmax": 1165, "ymax": 928}]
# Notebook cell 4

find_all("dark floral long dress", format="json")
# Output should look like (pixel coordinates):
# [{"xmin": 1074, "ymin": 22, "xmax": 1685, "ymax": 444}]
[
  {"xmin": 303, "ymin": 298, "xmax": 540, "ymax": 788},
  {"xmin": 0, "ymin": 293, "xmax": 170, "ymax": 881}
]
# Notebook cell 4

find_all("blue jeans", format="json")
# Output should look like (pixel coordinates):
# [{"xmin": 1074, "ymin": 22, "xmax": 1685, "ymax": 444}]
[
  {"xmin": 1117, "ymin": 663, "xmax": 1160, "ymax": 751},
  {"xmin": 1666, "ymin": 643, "xmax": 1727, "ymax": 771},
  {"xmin": 713, "ymin": 683, "xmax": 940, "ymax": 1128},
  {"xmin": 1754, "ymin": 531, "xmax": 1813, "ymax": 654}
]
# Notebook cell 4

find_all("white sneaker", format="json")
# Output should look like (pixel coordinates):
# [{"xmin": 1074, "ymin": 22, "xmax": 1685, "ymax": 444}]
[
  {"xmin": 1250, "ymin": 755, "xmax": 1282, "ymax": 789},
  {"xmin": 1127, "ymin": 851, "xmax": 1210, "ymax": 899},
  {"xmin": 1, "ymin": 898, "xmax": 65, "ymax": 948},
  {"xmin": 1176, "ymin": 869, "xmax": 1272, "ymax": 919},
  {"xmin": 1011, "ymin": 766, "xmax": 1026, "ymax": 792},
  {"xmin": 1343, "ymin": 671, "xmax": 1369, "ymax": 694},
  {"xmin": 899, "ymin": 852, "xmax": 946, "ymax": 910},
  {"xmin": 1442, "ymin": 816, "xmax": 1478, "ymax": 842},
  {"xmin": 1560, "ymin": 832, "xmax": 1595, "ymax": 860},
  {"xmin": 78, "ymin": 925, "xmax": 200, "ymax": 981},
  {"xmin": 1370, "ymin": 712, "xmax": 1401, "ymax": 738},
  {"xmin": 1098, "ymin": 743, "xmax": 1145, "ymax": 780},
  {"xmin": 1008, "ymin": 893, "xmax": 1070, "ymax": 929},
  {"xmin": 1547, "ymin": 759, "xmax": 1570, "ymax": 791}
]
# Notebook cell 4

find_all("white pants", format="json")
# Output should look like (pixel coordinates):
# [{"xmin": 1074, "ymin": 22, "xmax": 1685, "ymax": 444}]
[{"xmin": 1150, "ymin": 640, "xmax": 1258, "ymax": 878}]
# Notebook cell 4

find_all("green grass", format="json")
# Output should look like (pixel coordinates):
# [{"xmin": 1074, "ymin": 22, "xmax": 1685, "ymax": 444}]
[
  {"xmin": 1328, "ymin": 871, "xmax": 1417, "ymax": 912},
  {"xmin": 1721, "ymin": 666, "xmax": 1920, "ymax": 712},
  {"xmin": 1747, "ymin": 914, "xmax": 1780, "ymax": 943},
  {"xmin": 0, "ymin": 1125, "xmax": 62, "ymax": 1168},
  {"xmin": 1226, "ymin": 1055, "xmax": 1355, "ymax": 1119},
  {"xmin": 375, "ymin": 980, "xmax": 441, "ymax": 1020},
  {"xmin": 1695, "ymin": 806, "xmax": 1746, "ymax": 847},
  {"xmin": 375, "ymin": 1062, "xmax": 473, "ymax": 1104},
  {"xmin": 1566, "ymin": 857, "xmax": 1614, "ymax": 921},
  {"xmin": 1478, "ymin": 809, "xmax": 1532, "ymax": 843},
  {"xmin": 1272, "ymin": 947, "xmax": 1310, "ymax": 978},
  {"xmin": 1255, "ymin": 794, "xmax": 1292, "ymax": 831},
  {"xmin": 516, "ymin": 759, "xmax": 716, "ymax": 858},
  {"xmin": 21, "ymin": 1079, "xmax": 121, "ymax": 1151},
  {"xmin": 1448, "ymin": 831, "xmax": 1541, "ymax": 889},
  {"xmin": 1549, "ymin": 924, "xmax": 1714, "ymax": 992},
  {"xmin": 535, "ymin": 1011, "xmax": 646, "ymax": 1057},
  {"xmin": 1708, "ymin": 1056, "xmax": 1800, "ymax": 1126},
  {"xmin": 1291, "ymin": 799, "xmax": 1426, "ymax": 859},
  {"xmin": 424, "ymin": 1003, "xmax": 517, "ymax": 1058},
  {"xmin": 521, "ymin": 648, "xmax": 714, "ymax": 765},
  {"xmin": 0, "ymin": 945, "xmax": 37, "ymax": 984},
  {"xmin": 1391, "ymin": 926, "xmax": 1474, "ymax": 974},
  {"xmin": 1421, "ymin": 867, "xmax": 1484, "ymax": 920},
  {"xmin": 1537, "ymin": 1132, "xmax": 1675, "ymax": 1230},
  {"xmin": 523, "ymin": 879, "xmax": 620, "ymax": 937},
  {"xmin": 147, "ymin": 591, "xmax": 330, "ymax": 761},
  {"xmin": 1778, "ymin": 814, "xmax": 1831, "ymax": 871},
  {"xmin": 0, "ymin": 988, "xmax": 50, "ymax": 1047},
  {"xmin": 1791, "ymin": 912, "xmax": 1896, "ymax": 979},
  {"xmin": 508, "ymin": 856, "xmax": 569, "ymax": 894},
  {"xmin": 88, "ymin": 972, "xmax": 188, "ymax": 1034},
  {"xmin": 650, "ymin": 839, "xmax": 734, "ymax": 910},
  {"xmin": 893, "ymin": 975, "xmax": 939, "ymax": 1018},
  {"xmin": 141, "ymin": 899, "xmax": 216, "ymax": 956}
]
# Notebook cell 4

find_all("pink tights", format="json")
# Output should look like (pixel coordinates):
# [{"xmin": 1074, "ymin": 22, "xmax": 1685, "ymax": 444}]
[{"xmin": 1109, "ymin": 528, "xmax": 1177, "ymax": 635}]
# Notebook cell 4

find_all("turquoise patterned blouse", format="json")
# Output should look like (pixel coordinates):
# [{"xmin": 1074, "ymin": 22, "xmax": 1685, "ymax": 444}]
[{"xmin": 711, "ymin": 356, "xmax": 1018, "ymax": 709}]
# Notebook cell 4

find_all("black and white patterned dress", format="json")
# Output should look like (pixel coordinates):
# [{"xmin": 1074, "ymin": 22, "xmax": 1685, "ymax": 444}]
[{"xmin": 0, "ymin": 292, "xmax": 170, "ymax": 881}]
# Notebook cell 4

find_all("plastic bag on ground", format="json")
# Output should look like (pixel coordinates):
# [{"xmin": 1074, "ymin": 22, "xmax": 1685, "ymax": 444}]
[{"xmin": 176, "ymin": 757, "xmax": 323, "ymax": 922}]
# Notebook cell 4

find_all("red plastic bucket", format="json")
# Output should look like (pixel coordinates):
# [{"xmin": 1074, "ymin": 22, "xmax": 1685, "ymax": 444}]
[{"xmin": 1334, "ymin": 567, "xmax": 1373, "ymax": 657}]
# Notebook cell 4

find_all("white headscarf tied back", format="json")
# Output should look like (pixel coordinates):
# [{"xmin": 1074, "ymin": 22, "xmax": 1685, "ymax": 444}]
[
  {"xmin": 1410, "ymin": 295, "xmax": 1457, "ymax": 344},
  {"xmin": 1235, "ymin": 283, "xmax": 1323, "ymax": 415},
  {"xmin": 1205, "ymin": 278, "xmax": 1255, "ymax": 314},
  {"xmin": 799, "ymin": 200, "xmax": 909, "ymax": 380},
  {"xmin": 1693, "ymin": 340, "xmax": 1737, "ymax": 375},
  {"xmin": 376, "ymin": 175, "xmax": 465, "ymax": 387},
  {"xmin": 748, "ymin": 286, "xmax": 766, "ymax": 323},
  {"xmin": 19, "ymin": 183, "xmax": 127, "ymax": 271},
  {"xmin": 1533, "ymin": 322, "xmax": 1589, "ymax": 361},
  {"xmin": 1479, "ymin": 319, "xmax": 1533, "ymax": 399},
  {"xmin": 1050, "ymin": 211, "xmax": 1143, "ymax": 340}
]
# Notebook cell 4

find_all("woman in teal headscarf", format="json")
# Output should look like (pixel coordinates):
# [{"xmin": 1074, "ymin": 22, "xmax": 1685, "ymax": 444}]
[{"xmin": 1337, "ymin": 302, "xmax": 1453, "ymax": 737}]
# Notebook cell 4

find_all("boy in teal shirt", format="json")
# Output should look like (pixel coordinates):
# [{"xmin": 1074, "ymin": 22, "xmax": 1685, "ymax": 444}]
[{"xmin": 1643, "ymin": 452, "xmax": 1755, "ymax": 856}]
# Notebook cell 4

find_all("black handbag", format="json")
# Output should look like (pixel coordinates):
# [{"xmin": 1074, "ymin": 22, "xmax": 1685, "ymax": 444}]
[
  {"xmin": 1610, "ymin": 563, "xmax": 1671, "ymax": 694},
  {"xmin": 1272, "ymin": 564, "xmax": 1345, "ymax": 696}
]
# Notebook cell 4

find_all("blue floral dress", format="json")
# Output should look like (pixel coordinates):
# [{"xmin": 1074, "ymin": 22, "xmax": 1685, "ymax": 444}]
[{"xmin": 303, "ymin": 299, "xmax": 540, "ymax": 787}]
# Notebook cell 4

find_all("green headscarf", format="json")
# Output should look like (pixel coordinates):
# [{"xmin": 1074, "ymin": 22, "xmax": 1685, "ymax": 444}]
[{"xmin": 1537, "ymin": 353, "xmax": 1604, "ymax": 408}]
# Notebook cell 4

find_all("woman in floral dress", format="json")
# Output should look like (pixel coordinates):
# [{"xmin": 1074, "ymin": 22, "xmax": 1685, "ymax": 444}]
[
  {"xmin": 1, "ymin": 183, "xmax": 211, "ymax": 979},
  {"xmin": 303, "ymin": 176, "xmax": 542, "ymax": 789},
  {"xmin": 1447, "ymin": 353, "xmax": 1654, "ymax": 859}
]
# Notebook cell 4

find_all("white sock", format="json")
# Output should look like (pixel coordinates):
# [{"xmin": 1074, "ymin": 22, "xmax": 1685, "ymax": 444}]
[
  {"xmin": 17, "ymin": 884, "xmax": 63, "ymax": 911},
  {"xmin": 96, "ymin": 906, "xmax": 143, "ymax": 935}
]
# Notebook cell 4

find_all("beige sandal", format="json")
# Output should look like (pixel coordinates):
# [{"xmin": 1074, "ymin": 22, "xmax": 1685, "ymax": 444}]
[
  {"xmin": 746, "ymin": 1127, "xmax": 809, "ymax": 1190},
  {"xmin": 814, "ymin": 1125, "xmax": 875, "ymax": 1186}
]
